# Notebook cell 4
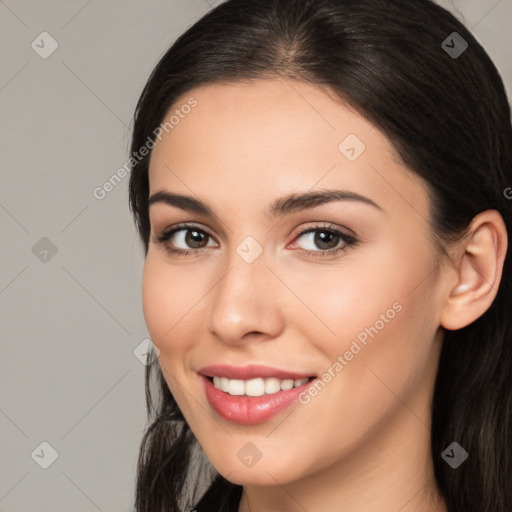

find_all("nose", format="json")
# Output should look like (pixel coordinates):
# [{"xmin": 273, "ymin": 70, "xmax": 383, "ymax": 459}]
[{"xmin": 207, "ymin": 249, "xmax": 284, "ymax": 346}]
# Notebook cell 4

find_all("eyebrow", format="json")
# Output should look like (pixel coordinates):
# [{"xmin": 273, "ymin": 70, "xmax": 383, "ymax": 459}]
[{"xmin": 148, "ymin": 189, "xmax": 383, "ymax": 219}]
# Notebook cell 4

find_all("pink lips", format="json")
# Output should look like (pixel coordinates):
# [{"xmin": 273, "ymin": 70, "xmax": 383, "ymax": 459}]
[{"xmin": 198, "ymin": 364, "xmax": 317, "ymax": 425}]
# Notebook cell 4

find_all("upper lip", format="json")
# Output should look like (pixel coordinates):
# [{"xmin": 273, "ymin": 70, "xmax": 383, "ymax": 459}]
[{"xmin": 198, "ymin": 364, "xmax": 316, "ymax": 380}]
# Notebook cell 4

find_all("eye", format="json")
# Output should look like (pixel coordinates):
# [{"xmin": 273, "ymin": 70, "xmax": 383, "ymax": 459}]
[
  {"xmin": 152, "ymin": 223, "xmax": 216, "ymax": 257},
  {"xmin": 290, "ymin": 223, "xmax": 358, "ymax": 258}
]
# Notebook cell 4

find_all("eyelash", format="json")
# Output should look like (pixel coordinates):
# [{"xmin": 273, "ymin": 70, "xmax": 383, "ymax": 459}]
[{"xmin": 152, "ymin": 222, "xmax": 358, "ymax": 259}]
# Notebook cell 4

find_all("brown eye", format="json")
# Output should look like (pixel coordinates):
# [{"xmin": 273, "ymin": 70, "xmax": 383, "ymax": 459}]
[
  {"xmin": 180, "ymin": 228, "xmax": 209, "ymax": 249},
  {"xmin": 292, "ymin": 224, "xmax": 357, "ymax": 257},
  {"xmin": 310, "ymin": 230, "xmax": 341, "ymax": 250},
  {"xmin": 153, "ymin": 223, "xmax": 217, "ymax": 256}
]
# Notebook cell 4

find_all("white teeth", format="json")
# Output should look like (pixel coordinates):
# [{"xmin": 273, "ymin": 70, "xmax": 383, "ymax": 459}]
[
  {"xmin": 213, "ymin": 376, "xmax": 230, "ymax": 392},
  {"xmin": 265, "ymin": 378, "xmax": 281, "ymax": 394},
  {"xmin": 219, "ymin": 377, "xmax": 230, "ymax": 392},
  {"xmin": 228, "ymin": 379, "xmax": 245, "ymax": 396},
  {"xmin": 211, "ymin": 376, "xmax": 312, "ymax": 396},
  {"xmin": 245, "ymin": 378, "xmax": 265, "ymax": 396},
  {"xmin": 280, "ymin": 379, "xmax": 294, "ymax": 391}
]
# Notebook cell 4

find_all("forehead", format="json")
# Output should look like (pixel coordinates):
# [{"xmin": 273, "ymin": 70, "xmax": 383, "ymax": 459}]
[{"xmin": 147, "ymin": 79, "xmax": 430, "ymax": 219}]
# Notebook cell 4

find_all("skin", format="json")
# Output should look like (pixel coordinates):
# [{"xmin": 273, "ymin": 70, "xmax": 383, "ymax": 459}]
[{"xmin": 143, "ymin": 78, "xmax": 507, "ymax": 512}]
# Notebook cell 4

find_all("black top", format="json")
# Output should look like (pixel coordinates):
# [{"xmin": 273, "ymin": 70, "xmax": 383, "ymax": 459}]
[{"xmin": 192, "ymin": 477, "xmax": 243, "ymax": 512}]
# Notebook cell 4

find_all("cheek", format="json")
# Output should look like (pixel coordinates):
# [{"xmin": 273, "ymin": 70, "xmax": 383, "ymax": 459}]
[
  {"xmin": 281, "ymin": 257, "xmax": 440, "ymax": 472},
  {"xmin": 142, "ymin": 255, "xmax": 211, "ymax": 358},
  {"xmin": 141, "ymin": 257, "xmax": 167, "ymax": 345},
  {"xmin": 291, "ymin": 259, "xmax": 406, "ymax": 354},
  {"xmin": 300, "ymin": 237, "xmax": 440, "ymax": 379},
  {"xmin": 141, "ymin": 256, "xmax": 187, "ymax": 354},
  {"xmin": 141, "ymin": 256, "xmax": 200, "ymax": 409}
]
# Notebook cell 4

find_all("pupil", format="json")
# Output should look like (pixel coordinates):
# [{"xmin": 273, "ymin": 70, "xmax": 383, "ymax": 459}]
[
  {"xmin": 316, "ymin": 231, "xmax": 337, "ymax": 249},
  {"xmin": 186, "ymin": 230, "xmax": 205, "ymax": 248}
]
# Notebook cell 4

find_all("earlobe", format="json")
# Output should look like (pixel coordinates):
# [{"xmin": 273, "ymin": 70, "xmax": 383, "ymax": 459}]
[{"xmin": 440, "ymin": 210, "xmax": 508, "ymax": 331}]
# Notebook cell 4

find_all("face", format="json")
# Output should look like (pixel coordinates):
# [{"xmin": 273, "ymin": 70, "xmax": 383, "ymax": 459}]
[{"xmin": 143, "ymin": 78, "xmax": 450, "ymax": 486}]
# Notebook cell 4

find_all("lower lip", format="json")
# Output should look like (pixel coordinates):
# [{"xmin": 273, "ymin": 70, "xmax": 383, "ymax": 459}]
[{"xmin": 201, "ymin": 375, "xmax": 316, "ymax": 425}]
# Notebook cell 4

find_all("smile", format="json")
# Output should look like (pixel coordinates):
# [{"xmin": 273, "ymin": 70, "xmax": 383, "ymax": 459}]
[
  {"xmin": 198, "ymin": 364, "xmax": 319, "ymax": 424},
  {"xmin": 210, "ymin": 376, "xmax": 313, "ymax": 396}
]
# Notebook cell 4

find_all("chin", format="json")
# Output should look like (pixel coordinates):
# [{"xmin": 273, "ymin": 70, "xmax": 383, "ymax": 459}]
[{"xmin": 211, "ymin": 455, "xmax": 307, "ymax": 487}]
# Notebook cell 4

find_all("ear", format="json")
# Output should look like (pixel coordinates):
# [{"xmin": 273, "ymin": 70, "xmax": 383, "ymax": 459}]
[{"xmin": 440, "ymin": 210, "xmax": 508, "ymax": 331}]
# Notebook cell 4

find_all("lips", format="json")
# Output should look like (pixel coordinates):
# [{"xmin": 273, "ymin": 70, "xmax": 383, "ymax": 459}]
[
  {"xmin": 201, "ymin": 374, "xmax": 317, "ymax": 424},
  {"xmin": 198, "ymin": 364, "xmax": 319, "ymax": 424},
  {"xmin": 198, "ymin": 363, "xmax": 316, "ymax": 381}
]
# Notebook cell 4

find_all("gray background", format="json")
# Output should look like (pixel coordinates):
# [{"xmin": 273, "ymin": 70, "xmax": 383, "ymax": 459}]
[{"xmin": 1, "ymin": 1, "xmax": 511, "ymax": 511}]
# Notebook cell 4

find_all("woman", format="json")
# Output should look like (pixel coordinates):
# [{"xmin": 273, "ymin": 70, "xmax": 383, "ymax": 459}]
[{"xmin": 128, "ymin": 0, "xmax": 512, "ymax": 510}]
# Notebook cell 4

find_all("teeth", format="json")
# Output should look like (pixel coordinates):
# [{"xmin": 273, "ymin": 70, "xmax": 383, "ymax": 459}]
[
  {"xmin": 265, "ymin": 377, "xmax": 281, "ymax": 394},
  {"xmin": 246, "ymin": 378, "xmax": 265, "ymax": 396},
  {"xmin": 281, "ymin": 379, "xmax": 294, "ymax": 391},
  {"xmin": 212, "ymin": 376, "xmax": 311, "ymax": 396},
  {"xmin": 218, "ymin": 377, "xmax": 230, "ymax": 392}
]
